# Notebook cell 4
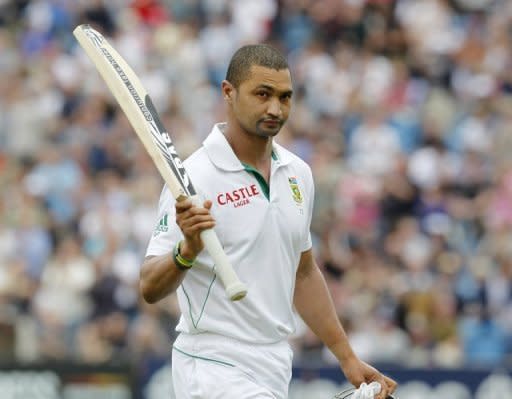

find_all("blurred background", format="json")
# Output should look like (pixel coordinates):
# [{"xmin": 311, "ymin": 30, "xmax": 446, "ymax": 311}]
[{"xmin": 1, "ymin": 0, "xmax": 512, "ymax": 398}]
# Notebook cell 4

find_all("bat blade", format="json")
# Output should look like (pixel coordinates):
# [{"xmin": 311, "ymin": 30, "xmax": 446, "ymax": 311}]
[{"xmin": 74, "ymin": 24, "xmax": 193, "ymax": 199}]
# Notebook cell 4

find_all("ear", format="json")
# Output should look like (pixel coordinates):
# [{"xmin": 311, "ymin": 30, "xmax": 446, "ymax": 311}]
[{"xmin": 221, "ymin": 80, "xmax": 234, "ymax": 103}]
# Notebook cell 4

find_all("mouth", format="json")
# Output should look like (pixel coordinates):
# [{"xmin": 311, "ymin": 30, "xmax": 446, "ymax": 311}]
[{"xmin": 261, "ymin": 119, "xmax": 281, "ymax": 128}]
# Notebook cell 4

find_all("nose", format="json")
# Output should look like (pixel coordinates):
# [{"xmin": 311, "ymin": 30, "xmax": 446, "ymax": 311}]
[{"xmin": 267, "ymin": 98, "xmax": 282, "ymax": 118}]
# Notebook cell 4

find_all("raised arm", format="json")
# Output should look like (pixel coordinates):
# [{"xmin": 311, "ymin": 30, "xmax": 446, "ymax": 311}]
[{"xmin": 140, "ymin": 198, "xmax": 215, "ymax": 303}]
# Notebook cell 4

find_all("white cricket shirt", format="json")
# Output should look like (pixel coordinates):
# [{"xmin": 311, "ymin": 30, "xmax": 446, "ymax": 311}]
[{"xmin": 146, "ymin": 123, "xmax": 314, "ymax": 344}]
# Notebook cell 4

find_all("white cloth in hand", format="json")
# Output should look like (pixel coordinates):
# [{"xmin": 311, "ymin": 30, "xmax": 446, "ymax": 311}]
[{"xmin": 352, "ymin": 382, "xmax": 382, "ymax": 399}]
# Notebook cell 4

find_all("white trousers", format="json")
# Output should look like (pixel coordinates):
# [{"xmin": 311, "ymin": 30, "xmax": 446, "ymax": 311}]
[{"xmin": 172, "ymin": 333, "xmax": 293, "ymax": 399}]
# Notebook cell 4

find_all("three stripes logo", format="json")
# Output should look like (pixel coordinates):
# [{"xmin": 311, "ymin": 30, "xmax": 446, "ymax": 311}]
[{"xmin": 153, "ymin": 213, "xmax": 169, "ymax": 236}]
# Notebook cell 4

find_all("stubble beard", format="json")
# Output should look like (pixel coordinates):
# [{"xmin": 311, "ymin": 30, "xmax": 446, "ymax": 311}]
[{"xmin": 253, "ymin": 119, "xmax": 284, "ymax": 138}]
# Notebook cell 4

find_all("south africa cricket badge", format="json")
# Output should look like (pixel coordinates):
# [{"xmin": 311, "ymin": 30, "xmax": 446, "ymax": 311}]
[{"xmin": 288, "ymin": 177, "xmax": 303, "ymax": 205}]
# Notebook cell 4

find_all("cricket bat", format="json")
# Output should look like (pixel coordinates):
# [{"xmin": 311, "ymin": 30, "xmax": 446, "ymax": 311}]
[{"xmin": 73, "ymin": 24, "xmax": 247, "ymax": 301}]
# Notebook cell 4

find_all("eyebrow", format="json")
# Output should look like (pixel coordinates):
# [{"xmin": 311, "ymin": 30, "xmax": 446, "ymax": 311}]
[{"xmin": 256, "ymin": 84, "xmax": 293, "ymax": 97}]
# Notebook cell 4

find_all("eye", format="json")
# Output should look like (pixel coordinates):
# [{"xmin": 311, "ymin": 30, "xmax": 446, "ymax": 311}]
[
  {"xmin": 257, "ymin": 91, "xmax": 269, "ymax": 99},
  {"xmin": 280, "ymin": 93, "xmax": 292, "ymax": 103}
]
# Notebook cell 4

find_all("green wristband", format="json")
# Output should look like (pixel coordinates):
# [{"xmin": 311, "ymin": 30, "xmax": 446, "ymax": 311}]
[{"xmin": 173, "ymin": 241, "xmax": 195, "ymax": 270}]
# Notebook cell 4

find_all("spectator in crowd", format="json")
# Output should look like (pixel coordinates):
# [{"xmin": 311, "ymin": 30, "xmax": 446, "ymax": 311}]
[{"xmin": 0, "ymin": 0, "xmax": 511, "ymax": 371}]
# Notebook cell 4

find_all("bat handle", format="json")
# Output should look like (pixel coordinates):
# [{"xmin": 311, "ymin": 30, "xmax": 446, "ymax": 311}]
[
  {"xmin": 189, "ymin": 195, "xmax": 248, "ymax": 301},
  {"xmin": 200, "ymin": 228, "xmax": 248, "ymax": 301}
]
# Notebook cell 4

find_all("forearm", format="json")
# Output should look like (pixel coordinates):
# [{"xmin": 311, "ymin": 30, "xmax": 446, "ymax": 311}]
[
  {"xmin": 294, "ymin": 260, "xmax": 356, "ymax": 363},
  {"xmin": 140, "ymin": 253, "xmax": 187, "ymax": 303}
]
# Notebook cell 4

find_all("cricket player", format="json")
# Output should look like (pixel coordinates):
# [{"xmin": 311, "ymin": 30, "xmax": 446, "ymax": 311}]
[{"xmin": 140, "ymin": 44, "xmax": 397, "ymax": 399}]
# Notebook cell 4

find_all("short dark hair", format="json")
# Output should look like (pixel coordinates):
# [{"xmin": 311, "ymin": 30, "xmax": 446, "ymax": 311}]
[{"xmin": 225, "ymin": 44, "xmax": 289, "ymax": 88}]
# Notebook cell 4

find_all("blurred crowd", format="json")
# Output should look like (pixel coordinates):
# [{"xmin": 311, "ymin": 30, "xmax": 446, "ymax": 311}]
[{"xmin": 1, "ymin": 0, "xmax": 512, "ymax": 371}]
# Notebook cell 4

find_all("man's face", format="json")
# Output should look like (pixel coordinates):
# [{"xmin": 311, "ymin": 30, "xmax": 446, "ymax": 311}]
[{"xmin": 224, "ymin": 65, "xmax": 293, "ymax": 138}]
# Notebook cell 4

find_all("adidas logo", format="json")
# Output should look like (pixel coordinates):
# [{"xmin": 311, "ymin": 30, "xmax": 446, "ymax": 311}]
[{"xmin": 153, "ymin": 214, "xmax": 169, "ymax": 236}]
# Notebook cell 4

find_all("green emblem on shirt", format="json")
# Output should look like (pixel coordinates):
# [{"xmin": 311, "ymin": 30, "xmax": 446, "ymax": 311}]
[
  {"xmin": 154, "ymin": 213, "xmax": 169, "ymax": 236},
  {"xmin": 288, "ymin": 177, "xmax": 303, "ymax": 204}
]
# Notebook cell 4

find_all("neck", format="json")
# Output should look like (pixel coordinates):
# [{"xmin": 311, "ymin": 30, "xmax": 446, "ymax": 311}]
[{"xmin": 224, "ymin": 122, "xmax": 273, "ymax": 171}]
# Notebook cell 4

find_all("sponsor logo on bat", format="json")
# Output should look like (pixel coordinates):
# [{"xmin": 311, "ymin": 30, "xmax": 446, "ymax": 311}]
[
  {"xmin": 83, "ymin": 25, "xmax": 104, "ymax": 47},
  {"xmin": 82, "ymin": 29, "xmax": 195, "ymax": 195}
]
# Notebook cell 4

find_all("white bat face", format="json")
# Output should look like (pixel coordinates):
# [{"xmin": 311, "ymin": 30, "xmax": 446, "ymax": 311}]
[{"xmin": 81, "ymin": 23, "xmax": 194, "ymax": 196}]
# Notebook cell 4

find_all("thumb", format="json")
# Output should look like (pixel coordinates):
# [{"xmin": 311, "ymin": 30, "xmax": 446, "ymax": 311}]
[{"xmin": 204, "ymin": 199, "xmax": 213, "ymax": 209}]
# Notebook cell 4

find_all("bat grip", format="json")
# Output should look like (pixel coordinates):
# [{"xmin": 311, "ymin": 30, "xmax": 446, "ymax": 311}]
[{"xmin": 189, "ymin": 195, "xmax": 248, "ymax": 301}]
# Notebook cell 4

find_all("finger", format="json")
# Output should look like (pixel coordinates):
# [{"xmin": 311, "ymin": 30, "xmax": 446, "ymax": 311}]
[
  {"xmin": 177, "ymin": 208, "xmax": 214, "ymax": 225},
  {"xmin": 176, "ymin": 206, "xmax": 212, "ymax": 224},
  {"xmin": 375, "ymin": 378, "xmax": 388, "ymax": 399},
  {"xmin": 378, "ymin": 376, "xmax": 397, "ymax": 399},
  {"xmin": 188, "ymin": 205, "xmax": 212, "ymax": 216},
  {"xmin": 177, "ymin": 211, "xmax": 210, "ymax": 226},
  {"xmin": 176, "ymin": 198, "xmax": 212, "ymax": 211},
  {"xmin": 176, "ymin": 199, "xmax": 193, "ymax": 213},
  {"xmin": 179, "ymin": 214, "xmax": 215, "ymax": 230},
  {"xmin": 180, "ymin": 213, "xmax": 215, "ymax": 228},
  {"xmin": 384, "ymin": 376, "xmax": 397, "ymax": 393},
  {"xmin": 182, "ymin": 221, "xmax": 216, "ymax": 235}
]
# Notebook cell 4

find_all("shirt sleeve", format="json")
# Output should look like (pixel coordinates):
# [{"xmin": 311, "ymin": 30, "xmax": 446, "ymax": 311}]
[
  {"xmin": 145, "ymin": 185, "xmax": 183, "ymax": 257},
  {"xmin": 300, "ymin": 167, "xmax": 315, "ymax": 252}
]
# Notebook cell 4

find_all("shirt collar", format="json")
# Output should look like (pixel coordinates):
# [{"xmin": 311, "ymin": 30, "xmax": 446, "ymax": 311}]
[{"xmin": 203, "ymin": 123, "xmax": 293, "ymax": 171}]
